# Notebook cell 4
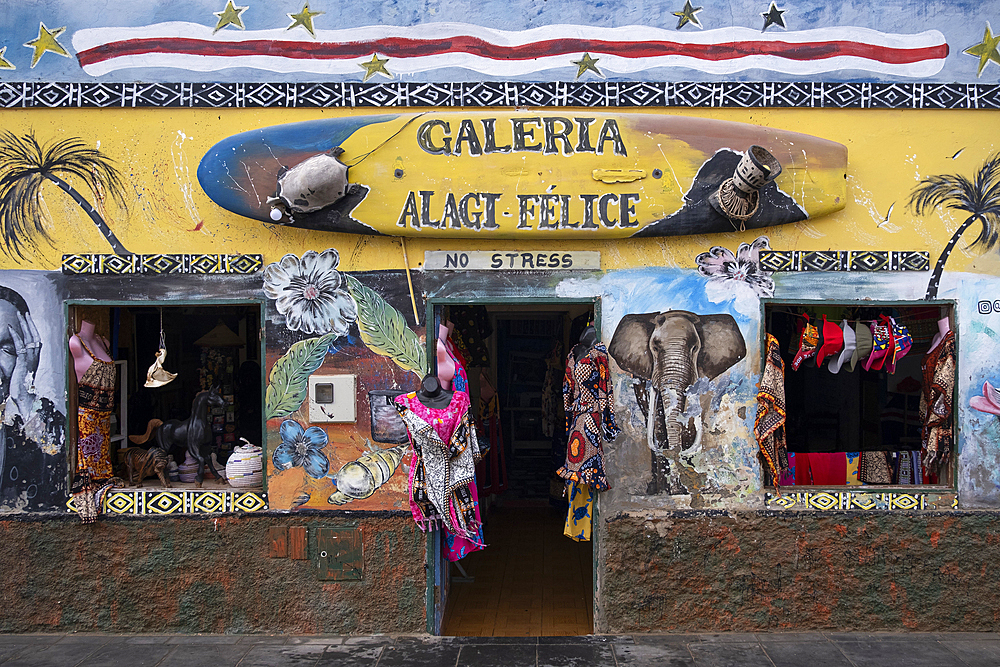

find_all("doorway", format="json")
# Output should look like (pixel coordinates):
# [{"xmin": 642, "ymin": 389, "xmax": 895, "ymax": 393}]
[{"xmin": 434, "ymin": 301, "xmax": 597, "ymax": 636}]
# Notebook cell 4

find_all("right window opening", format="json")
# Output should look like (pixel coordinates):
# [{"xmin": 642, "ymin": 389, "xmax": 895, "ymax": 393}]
[{"xmin": 763, "ymin": 301, "xmax": 954, "ymax": 488}]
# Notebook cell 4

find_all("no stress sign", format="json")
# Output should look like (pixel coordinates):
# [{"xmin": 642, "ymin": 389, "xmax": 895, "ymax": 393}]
[{"xmin": 424, "ymin": 251, "xmax": 600, "ymax": 270}]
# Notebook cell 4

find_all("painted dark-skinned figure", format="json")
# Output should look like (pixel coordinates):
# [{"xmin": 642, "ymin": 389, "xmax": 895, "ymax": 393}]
[
  {"xmin": 0, "ymin": 286, "xmax": 64, "ymax": 509},
  {"xmin": 609, "ymin": 310, "xmax": 746, "ymax": 495}
]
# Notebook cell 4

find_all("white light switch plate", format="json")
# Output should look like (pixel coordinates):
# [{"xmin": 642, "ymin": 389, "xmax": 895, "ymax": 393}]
[{"xmin": 308, "ymin": 374, "xmax": 357, "ymax": 423}]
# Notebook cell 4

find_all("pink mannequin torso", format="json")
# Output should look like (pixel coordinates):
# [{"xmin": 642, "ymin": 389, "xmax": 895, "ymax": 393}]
[
  {"xmin": 69, "ymin": 320, "xmax": 113, "ymax": 382},
  {"xmin": 436, "ymin": 324, "xmax": 456, "ymax": 390}
]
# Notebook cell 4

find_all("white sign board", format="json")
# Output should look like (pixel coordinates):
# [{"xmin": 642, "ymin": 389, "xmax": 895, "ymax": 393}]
[{"xmin": 424, "ymin": 251, "xmax": 600, "ymax": 271}]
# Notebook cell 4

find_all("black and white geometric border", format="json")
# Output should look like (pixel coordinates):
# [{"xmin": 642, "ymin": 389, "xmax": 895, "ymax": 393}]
[
  {"xmin": 62, "ymin": 253, "xmax": 264, "ymax": 275},
  {"xmin": 3, "ymin": 81, "xmax": 998, "ymax": 109},
  {"xmin": 760, "ymin": 250, "xmax": 930, "ymax": 272}
]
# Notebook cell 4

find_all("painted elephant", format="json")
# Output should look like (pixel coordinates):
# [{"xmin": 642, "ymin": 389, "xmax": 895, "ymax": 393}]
[{"xmin": 608, "ymin": 310, "xmax": 746, "ymax": 494}]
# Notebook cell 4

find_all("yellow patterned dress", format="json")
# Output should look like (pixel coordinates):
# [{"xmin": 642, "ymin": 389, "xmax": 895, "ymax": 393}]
[{"xmin": 76, "ymin": 340, "xmax": 117, "ymax": 480}]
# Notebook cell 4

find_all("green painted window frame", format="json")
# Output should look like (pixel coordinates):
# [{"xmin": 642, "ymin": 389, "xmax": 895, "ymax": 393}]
[
  {"xmin": 64, "ymin": 298, "xmax": 268, "ymax": 499},
  {"xmin": 759, "ymin": 298, "xmax": 958, "ymax": 494}
]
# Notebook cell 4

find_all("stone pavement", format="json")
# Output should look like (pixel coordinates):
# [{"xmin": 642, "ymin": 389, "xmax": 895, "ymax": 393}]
[{"xmin": 2, "ymin": 632, "xmax": 1000, "ymax": 666}]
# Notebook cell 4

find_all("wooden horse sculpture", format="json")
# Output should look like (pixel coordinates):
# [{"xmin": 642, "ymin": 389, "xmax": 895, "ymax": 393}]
[{"xmin": 131, "ymin": 387, "xmax": 228, "ymax": 487}]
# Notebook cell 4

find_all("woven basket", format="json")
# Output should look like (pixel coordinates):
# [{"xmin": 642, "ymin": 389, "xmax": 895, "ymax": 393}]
[
  {"xmin": 226, "ymin": 439, "xmax": 263, "ymax": 488},
  {"xmin": 178, "ymin": 452, "xmax": 199, "ymax": 483}
]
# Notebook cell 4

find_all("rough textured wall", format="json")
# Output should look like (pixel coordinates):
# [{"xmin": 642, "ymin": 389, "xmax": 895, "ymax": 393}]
[
  {"xmin": 601, "ymin": 510, "xmax": 1000, "ymax": 633},
  {"xmin": 0, "ymin": 513, "xmax": 425, "ymax": 634}
]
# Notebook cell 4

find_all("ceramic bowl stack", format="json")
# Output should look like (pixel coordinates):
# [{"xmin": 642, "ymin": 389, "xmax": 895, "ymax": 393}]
[{"xmin": 226, "ymin": 439, "xmax": 263, "ymax": 488}]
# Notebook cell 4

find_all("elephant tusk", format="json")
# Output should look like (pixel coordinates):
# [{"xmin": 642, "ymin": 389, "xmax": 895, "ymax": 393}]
[{"xmin": 647, "ymin": 382, "xmax": 658, "ymax": 453}]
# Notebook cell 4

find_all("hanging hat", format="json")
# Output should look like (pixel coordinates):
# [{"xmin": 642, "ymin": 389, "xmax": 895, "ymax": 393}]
[
  {"xmin": 886, "ymin": 317, "xmax": 913, "ymax": 374},
  {"xmin": 854, "ymin": 321, "xmax": 873, "ymax": 369},
  {"xmin": 829, "ymin": 320, "xmax": 857, "ymax": 374},
  {"xmin": 864, "ymin": 321, "xmax": 892, "ymax": 371},
  {"xmin": 791, "ymin": 320, "xmax": 819, "ymax": 370},
  {"xmin": 815, "ymin": 315, "xmax": 845, "ymax": 368}
]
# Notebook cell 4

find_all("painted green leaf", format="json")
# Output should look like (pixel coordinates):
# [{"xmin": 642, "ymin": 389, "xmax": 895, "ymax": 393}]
[
  {"xmin": 265, "ymin": 332, "xmax": 338, "ymax": 419},
  {"xmin": 344, "ymin": 273, "xmax": 426, "ymax": 375}
]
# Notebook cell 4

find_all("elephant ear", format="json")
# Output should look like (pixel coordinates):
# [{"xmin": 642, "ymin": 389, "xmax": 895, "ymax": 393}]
[
  {"xmin": 608, "ymin": 312, "xmax": 659, "ymax": 379},
  {"xmin": 695, "ymin": 314, "xmax": 747, "ymax": 379}
]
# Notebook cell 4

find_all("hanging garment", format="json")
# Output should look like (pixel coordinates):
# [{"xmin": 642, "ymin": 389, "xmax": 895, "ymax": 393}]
[
  {"xmin": 563, "ymin": 480, "xmax": 594, "ymax": 542},
  {"xmin": 70, "ymin": 471, "xmax": 118, "ymax": 524},
  {"xmin": 76, "ymin": 338, "xmax": 117, "ymax": 479},
  {"xmin": 475, "ymin": 392, "xmax": 508, "ymax": 495},
  {"xmin": 541, "ymin": 342, "xmax": 564, "ymax": 438},
  {"xmin": 448, "ymin": 306, "xmax": 492, "ymax": 367},
  {"xmin": 755, "ymin": 333, "xmax": 788, "ymax": 488},
  {"xmin": 858, "ymin": 450, "xmax": 892, "ymax": 484},
  {"xmin": 394, "ymin": 391, "xmax": 484, "ymax": 543},
  {"xmin": 556, "ymin": 343, "xmax": 620, "ymax": 491},
  {"xmin": 920, "ymin": 330, "xmax": 955, "ymax": 476}
]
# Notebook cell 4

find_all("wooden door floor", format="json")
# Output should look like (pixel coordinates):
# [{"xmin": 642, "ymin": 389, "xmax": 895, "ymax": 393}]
[{"xmin": 442, "ymin": 505, "xmax": 593, "ymax": 637}]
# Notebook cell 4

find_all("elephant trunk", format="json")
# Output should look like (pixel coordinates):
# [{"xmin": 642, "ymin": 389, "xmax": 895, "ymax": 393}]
[{"xmin": 654, "ymin": 342, "xmax": 697, "ymax": 452}]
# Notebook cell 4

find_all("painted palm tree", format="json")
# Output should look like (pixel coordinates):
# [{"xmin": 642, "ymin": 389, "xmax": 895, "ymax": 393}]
[
  {"xmin": 909, "ymin": 153, "xmax": 1000, "ymax": 300},
  {"xmin": 0, "ymin": 130, "xmax": 131, "ymax": 258}
]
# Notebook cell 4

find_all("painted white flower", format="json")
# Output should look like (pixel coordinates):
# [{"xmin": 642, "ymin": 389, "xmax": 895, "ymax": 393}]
[
  {"xmin": 263, "ymin": 248, "xmax": 358, "ymax": 335},
  {"xmin": 695, "ymin": 236, "xmax": 774, "ymax": 298}
]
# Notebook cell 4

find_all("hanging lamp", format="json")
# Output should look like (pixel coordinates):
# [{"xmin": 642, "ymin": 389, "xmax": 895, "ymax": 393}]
[{"xmin": 145, "ymin": 308, "xmax": 178, "ymax": 388}]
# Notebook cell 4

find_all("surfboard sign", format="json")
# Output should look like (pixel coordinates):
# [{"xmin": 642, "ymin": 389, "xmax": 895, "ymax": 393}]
[{"xmin": 197, "ymin": 112, "xmax": 847, "ymax": 238}]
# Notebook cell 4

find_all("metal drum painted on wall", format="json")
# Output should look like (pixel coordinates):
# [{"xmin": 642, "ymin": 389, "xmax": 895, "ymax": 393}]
[{"xmin": 198, "ymin": 112, "xmax": 847, "ymax": 238}]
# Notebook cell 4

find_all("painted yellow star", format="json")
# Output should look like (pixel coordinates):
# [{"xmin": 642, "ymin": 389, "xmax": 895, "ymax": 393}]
[
  {"xmin": 673, "ymin": 0, "xmax": 703, "ymax": 29},
  {"xmin": 287, "ymin": 3, "xmax": 324, "ymax": 37},
  {"xmin": 571, "ymin": 52, "xmax": 603, "ymax": 79},
  {"xmin": 359, "ymin": 54, "xmax": 391, "ymax": 82},
  {"xmin": 213, "ymin": 1, "xmax": 248, "ymax": 34},
  {"xmin": 23, "ymin": 22, "xmax": 69, "ymax": 68},
  {"xmin": 0, "ymin": 47, "xmax": 14, "ymax": 70},
  {"xmin": 964, "ymin": 23, "xmax": 1000, "ymax": 77}
]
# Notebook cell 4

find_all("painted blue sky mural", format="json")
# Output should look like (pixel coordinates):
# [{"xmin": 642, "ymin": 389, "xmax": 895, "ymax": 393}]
[{"xmin": 0, "ymin": 0, "xmax": 995, "ymax": 83}]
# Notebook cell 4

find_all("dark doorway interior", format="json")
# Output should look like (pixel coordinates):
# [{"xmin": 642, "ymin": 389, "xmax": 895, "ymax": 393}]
[{"xmin": 441, "ymin": 303, "xmax": 595, "ymax": 636}]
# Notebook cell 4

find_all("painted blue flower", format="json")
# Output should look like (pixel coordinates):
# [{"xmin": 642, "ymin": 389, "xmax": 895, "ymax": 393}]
[{"xmin": 272, "ymin": 420, "xmax": 330, "ymax": 479}]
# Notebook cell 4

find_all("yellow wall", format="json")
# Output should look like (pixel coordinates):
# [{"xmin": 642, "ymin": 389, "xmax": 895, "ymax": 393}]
[{"xmin": 2, "ymin": 107, "xmax": 997, "ymax": 274}]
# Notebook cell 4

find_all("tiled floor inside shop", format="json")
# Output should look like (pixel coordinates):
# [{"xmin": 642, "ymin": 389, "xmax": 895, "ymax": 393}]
[{"xmin": 442, "ymin": 504, "xmax": 593, "ymax": 637}]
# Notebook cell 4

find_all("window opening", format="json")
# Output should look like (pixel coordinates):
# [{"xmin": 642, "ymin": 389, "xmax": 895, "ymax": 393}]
[
  {"xmin": 763, "ymin": 302, "xmax": 954, "ymax": 489},
  {"xmin": 68, "ymin": 303, "xmax": 263, "ymax": 493}
]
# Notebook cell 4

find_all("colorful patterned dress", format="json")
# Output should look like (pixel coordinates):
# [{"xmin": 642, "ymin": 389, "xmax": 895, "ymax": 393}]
[
  {"xmin": 394, "ymin": 391, "xmax": 485, "ymax": 560},
  {"xmin": 556, "ymin": 343, "xmax": 619, "ymax": 491},
  {"xmin": 75, "ymin": 339, "xmax": 116, "ymax": 480}
]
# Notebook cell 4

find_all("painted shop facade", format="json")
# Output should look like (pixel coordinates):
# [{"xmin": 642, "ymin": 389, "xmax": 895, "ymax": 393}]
[{"xmin": 2, "ymin": 0, "xmax": 1000, "ymax": 635}]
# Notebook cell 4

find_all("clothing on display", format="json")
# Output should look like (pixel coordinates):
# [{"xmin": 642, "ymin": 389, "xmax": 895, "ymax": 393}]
[
  {"xmin": 556, "ymin": 341, "xmax": 619, "ymax": 491},
  {"xmin": 74, "ymin": 337, "xmax": 117, "ymax": 479},
  {"xmin": 920, "ymin": 330, "xmax": 955, "ymax": 476},
  {"xmin": 755, "ymin": 333, "xmax": 788, "ymax": 487},
  {"xmin": 70, "ymin": 471, "xmax": 118, "ymax": 524},
  {"xmin": 394, "ymin": 390, "xmax": 484, "ymax": 545},
  {"xmin": 447, "ymin": 306, "xmax": 492, "ymax": 368},
  {"xmin": 765, "ymin": 306, "xmax": 951, "ymax": 488},
  {"xmin": 563, "ymin": 480, "xmax": 594, "ymax": 542},
  {"xmin": 858, "ymin": 450, "xmax": 892, "ymax": 484}
]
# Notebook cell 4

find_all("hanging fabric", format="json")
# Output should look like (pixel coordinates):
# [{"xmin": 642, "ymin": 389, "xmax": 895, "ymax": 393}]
[
  {"xmin": 145, "ymin": 308, "xmax": 177, "ymax": 388},
  {"xmin": 755, "ymin": 333, "xmax": 788, "ymax": 490}
]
